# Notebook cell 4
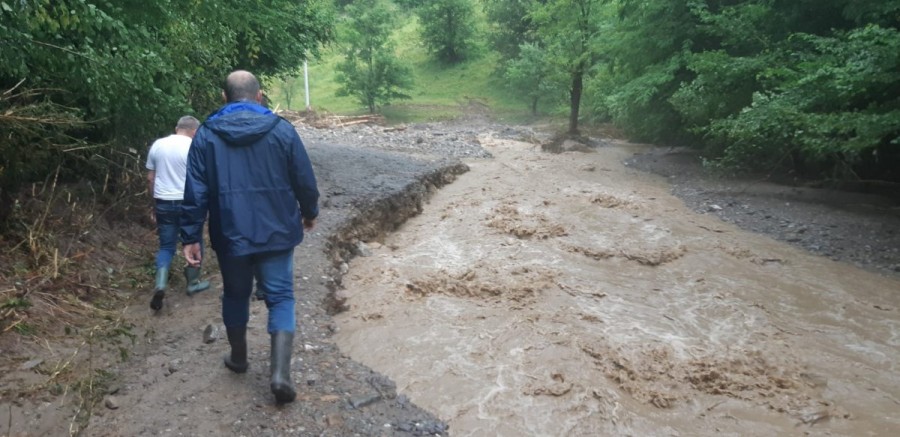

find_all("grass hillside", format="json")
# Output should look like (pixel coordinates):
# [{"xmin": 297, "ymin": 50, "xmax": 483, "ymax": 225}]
[{"xmin": 267, "ymin": 13, "xmax": 539, "ymax": 124}]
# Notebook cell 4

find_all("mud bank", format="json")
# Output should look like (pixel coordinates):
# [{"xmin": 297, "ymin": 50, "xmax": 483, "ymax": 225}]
[
  {"xmin": 322, "ymin": 157, "xmax": 469, "ymax": 314},
  {"xmin": 626, "ymin": 147, "xmax": 900, "ymax": 278}
]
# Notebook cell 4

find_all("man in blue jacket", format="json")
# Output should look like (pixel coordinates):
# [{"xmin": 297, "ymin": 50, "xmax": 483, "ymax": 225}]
[{"xmin": 180, "ymin": 70, "xmax": 319, "ymax": 404}]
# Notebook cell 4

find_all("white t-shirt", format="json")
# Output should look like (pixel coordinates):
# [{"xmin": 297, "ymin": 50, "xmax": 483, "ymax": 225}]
[{"xmin": 145, "ymin": 134, "xmax": 192, "ymax": 200}]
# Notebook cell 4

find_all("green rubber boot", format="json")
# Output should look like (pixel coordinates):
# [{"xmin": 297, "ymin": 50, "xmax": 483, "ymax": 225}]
[
  {"xmin": 150, "ymin": 267, "xmax": 168, "ymax": 311},
  {"xmin": 184, "ymin": 266, "xmax": 210, "ymax": 295}
]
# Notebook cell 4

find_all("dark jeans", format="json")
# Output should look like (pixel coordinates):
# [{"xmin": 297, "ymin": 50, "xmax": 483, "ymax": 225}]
[
  {"xmin": 217, "ymin": 248, "xmax": 296, "ymax": 333},
  {"xmin": 155, "ymin": 199, "xmax": 201, "ymax": 270}
]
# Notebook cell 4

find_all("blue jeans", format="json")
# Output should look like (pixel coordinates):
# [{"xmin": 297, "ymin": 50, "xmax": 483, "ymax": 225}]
[
  {"xmin": 217, "ymin": 248, "xmax": 296, "ymax": 333},
  {"xmin": 155, "ymin": 199, "xmax": 203, "ymax": 270},
  {"xmin": 155, "ymin": 200, "xmax": 181, "ymax": 270}
]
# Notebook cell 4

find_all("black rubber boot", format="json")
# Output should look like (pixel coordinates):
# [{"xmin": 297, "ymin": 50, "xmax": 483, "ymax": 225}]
[
  {"xmin": 149, "ymin": 267, "xmax": 168, "ymax": 311},
  {"xmin": 184, "ymin": 266, "xmax": 211, "ymax": 295},
  {"xmin": 270, "ymin": 331, "xmax": 296, "ymax": 403},
  {"xmin": 224, "ymin": 326, "xmax": 249, "ymax": 373}
]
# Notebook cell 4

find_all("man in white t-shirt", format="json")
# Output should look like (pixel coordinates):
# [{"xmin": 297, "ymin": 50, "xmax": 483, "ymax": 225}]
[{"xmin": 146, "ymin": 116, "xmax": 210, "ymax": 311}]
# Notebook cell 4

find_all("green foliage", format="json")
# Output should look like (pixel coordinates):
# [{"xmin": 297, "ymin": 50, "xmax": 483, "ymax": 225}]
[
  {"xmin": 281, "ymin": 0, "xmax": 900, "ymax": 182},
  {"xmin": 531, "ymin": 0, "xmax": 610, "ymax": 134},
  {"xmin": 14, "ymin": 322, "xmax": 36, "ymax": 335},
  {"xmin": 587, "ymin": 0, "xmax": 698, "ymax": 141},
  {"xmin": 595, "ymin": 54, "xmax": 690, "ymax": 142},
  {"xmin": 704, "ymin": 25, "xmax": 900, "ymax": 174},
  {"xmin": 0, "ymin": 0, "xmax": 334, "ymax": 224},
  {"xmin": 504, "ymin": 42, "xmax": 566, "ymax": 114},
  {"xmin": 417, "ymin": 0, "xmax": 480, "ymax": 63},
  {"xmin": 335, "ymin": 0, "xmax": 414, "ymax": 113},
  {"xmin": 270, "ymin": 25, "xmax": 530, "ymax": 123},
  {"xmin": 585, "ymin": 0, "xmax": 900, "ymax": 180},
  {"xmin": 483, "ymin": 0, "xmax": 539, "ymax": 62},
  {"xmin": 669, "ymin": 50, "xmax": 767, "ymax": 126},
  {"xmin": 394, "ymin": 0, "xmax": 429, "ymax": 7},
  {"xmin": 1, "ymin": 297, "xmax": 31, "ymax": 310}
]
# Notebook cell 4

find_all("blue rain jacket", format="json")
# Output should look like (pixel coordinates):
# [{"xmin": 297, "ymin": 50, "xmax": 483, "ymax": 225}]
[{"xmin": 180, "ymin": 102, "xmax": 319, "ymax": 257}]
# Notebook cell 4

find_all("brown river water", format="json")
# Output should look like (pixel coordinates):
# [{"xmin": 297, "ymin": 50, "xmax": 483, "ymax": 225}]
[{"xmin": 334, "ymin": 136, "xmax": 900, "ymax": 436}]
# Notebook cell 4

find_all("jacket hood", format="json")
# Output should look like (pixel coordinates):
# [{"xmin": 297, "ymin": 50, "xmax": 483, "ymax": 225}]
[{"xmin": 204, "ymin": 102, "xmax": 279, "ymax": 146}]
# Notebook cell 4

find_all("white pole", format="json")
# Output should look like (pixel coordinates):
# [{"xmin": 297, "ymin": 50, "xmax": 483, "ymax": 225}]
[{"xmin": 303, "ymin": 60, "xmax": 310, "ymax": 110}]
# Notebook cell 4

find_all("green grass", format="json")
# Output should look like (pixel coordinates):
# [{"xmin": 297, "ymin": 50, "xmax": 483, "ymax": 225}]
[{"xmin": 268, "ymin": 14, "xmax": 536, "ymax": 124}]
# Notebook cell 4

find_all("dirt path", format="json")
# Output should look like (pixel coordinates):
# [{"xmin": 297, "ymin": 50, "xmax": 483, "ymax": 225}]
[
  {"xmin": 333, "ymin": 135, "xmax": 900, "ymax": 435},
  {"xmin": 2, "ymin": 142, "xmax": 459, "ymax": 437},
  {"xmin": 74, "ymin": 143, "xmax": 460, "ymax": 437}
]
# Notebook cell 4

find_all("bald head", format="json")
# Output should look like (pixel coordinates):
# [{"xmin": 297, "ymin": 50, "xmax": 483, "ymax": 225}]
[{"xmin": 224, "ymin": 70, "xmax": 261, "ymax": 103}]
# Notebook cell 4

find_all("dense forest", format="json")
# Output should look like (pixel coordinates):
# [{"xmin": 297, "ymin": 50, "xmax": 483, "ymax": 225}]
[
  {"xmin": 0, "ymin": 0, "xmax": 335, "ymax": 225},
  {"xmin": 2, "ymin": 0, "xmax": 899, "ymax": 230}
]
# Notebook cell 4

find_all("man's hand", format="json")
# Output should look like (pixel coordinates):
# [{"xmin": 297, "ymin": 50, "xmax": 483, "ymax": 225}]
[
  {"xmin": 149, "ymin": 207, "xmax": 156, "ymax": 225},
  {"xmin": 302, "ymin": 217, "xmax": 316, "ymax": 231},
  {"xmin": 183, "ymin": 243, "xmax": 202, "ymax": 267}
]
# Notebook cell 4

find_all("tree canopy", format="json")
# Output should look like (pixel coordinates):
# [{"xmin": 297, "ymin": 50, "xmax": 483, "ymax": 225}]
[
  {"xmin": 335, "ymin": 0, "xmax": 414, "ymax": 113},
  {"xmin": 481, "ymin": 0, "xmax": 900, "ymax": 179},
  {"xmin": 417, "ymin": 0, "xmax": 479, "ymax": 63},
  {"xmin": 0, "ymin": 0, "xmax": 334, "ymax": 222},
  {"xmin": 589, "ymin": 0, "xmax": 900, "ymax": 178}
]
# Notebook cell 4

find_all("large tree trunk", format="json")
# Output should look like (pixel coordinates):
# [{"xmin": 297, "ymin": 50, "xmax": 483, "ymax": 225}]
[{"xmin": 568, "ymin": 63, "xmax": 584, "ymax": 135}]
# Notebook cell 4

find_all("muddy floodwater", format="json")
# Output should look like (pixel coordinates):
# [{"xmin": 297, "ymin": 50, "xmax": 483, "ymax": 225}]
[{"xmin": 334, "ymin": 136, "xmax": 900, "ymax": 436}]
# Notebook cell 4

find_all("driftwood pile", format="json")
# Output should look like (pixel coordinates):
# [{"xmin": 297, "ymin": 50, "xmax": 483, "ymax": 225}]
[{"xmin": 277, "ymin": 109, "xmax": 391, "ymax": 130}]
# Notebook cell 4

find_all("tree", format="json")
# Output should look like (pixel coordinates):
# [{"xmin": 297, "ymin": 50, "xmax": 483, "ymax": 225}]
[
  {"xmin": 483, "ymin": 0, "xmax": 539, "ymax": 62},
  {"xmin": 504, "ymin": 42, "xmax": 565, "ymax": 115},
  {"xmin": 588, "ymin": 0, "xmax": 698, "ymax": 143},
  {"xmin": 335, "ymin": 0, "xmax": 414, "ymax": 113},
  {"xmin": 0, "ymin": 0, "xmax": 335, "ymax": 224},
  {"xmin": 589, "ymin": 0, "xmax": 900, "ymax": 180},
  {"xmin": 417, "ymin": 0, "xmax": 479, "ymax": 63},
  {"xmin": 531, "ymin": 0, "xmax": 608, "ymax": 134},
  {"xmin": 279, "ymin": 75, "xmax": 299, "ymax": 110}
]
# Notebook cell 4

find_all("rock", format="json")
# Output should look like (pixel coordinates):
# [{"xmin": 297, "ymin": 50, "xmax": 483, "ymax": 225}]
[
  {"xmin": 203, "ymin": 324, "xmax": 218, "ymax": 344},
  {"xmin": 559, "ymin": 139, "xmax": 592, "ymax": 153},
  {"xmin": 332, "ymin": 289, "xmax": 350, "ymax": 311},
  {"xmin": 21, "ymin": 358, "xmax": 43, "ymax": 370},
  {"xmin": 339, "ymin": 262, "xmax": 349, "ymax": 275},
  {"xmin": 348, "ymin": 393, "xmax": 382, "ymax": 409},
  {"xmin": 354, "ymin": 241, "xmax": 373, "ymax": 257},
  {"xmin": 105, "ymin": 396, "xmax": 120, "ymax": 410},
  {"xmin": 367, "ymin": 374, "xmax": 397, "ymax": 399},
  {"xmin": 708, "ymin": 204, "xmax": 723, "ymax": 212},
  {"xmin": 325, "ymin": 413, "xmax": 344, "ymax": 428}
]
